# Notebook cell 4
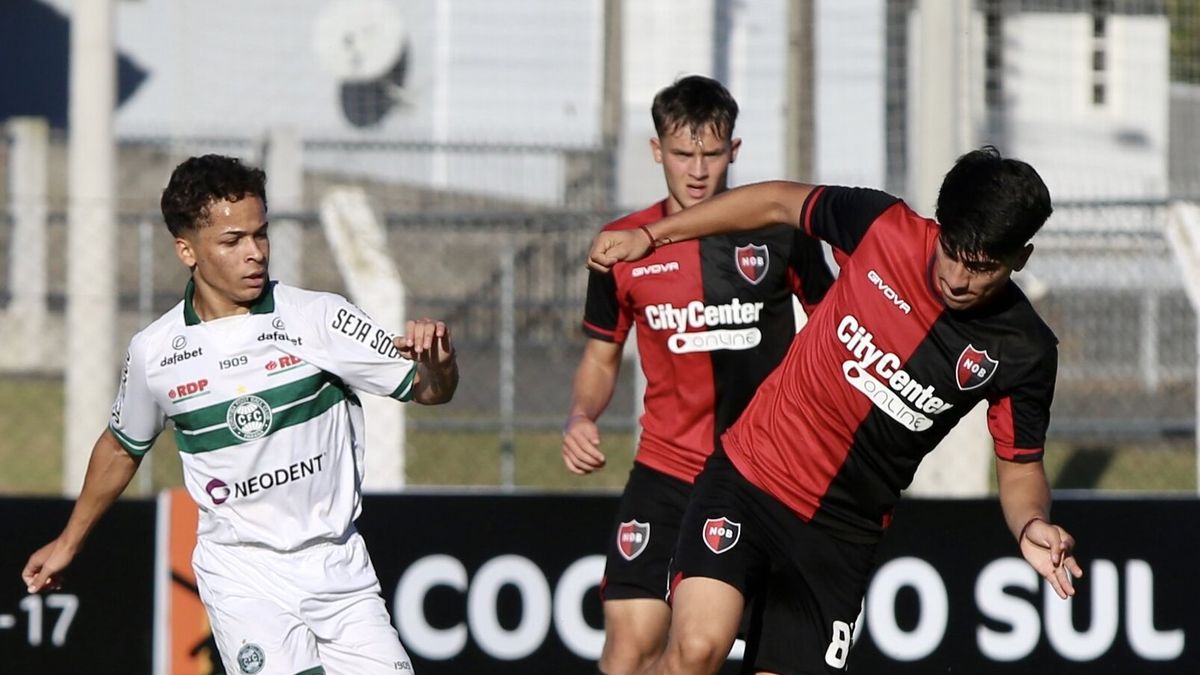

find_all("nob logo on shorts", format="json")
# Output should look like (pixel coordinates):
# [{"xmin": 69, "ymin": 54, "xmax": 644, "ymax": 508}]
[
  {"xmin": 226, "ymin": 395, "xmax": 273, "ymax": 441},
  {"xmin": 702, "ymin": 517, "xmax": 740, "ymax": 554},
  {"xmin": 617, "ymin": 520, "xmax": 650, "ymax": 561},
  {"xmin": 236, "ymin": 643, "xmax": 265, "ymax": 674}
]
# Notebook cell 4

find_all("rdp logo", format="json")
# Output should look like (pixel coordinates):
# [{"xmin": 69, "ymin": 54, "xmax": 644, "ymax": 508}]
[{"xmin": 168, "ymin": 379, "xmax": 209, "ymax": 400}]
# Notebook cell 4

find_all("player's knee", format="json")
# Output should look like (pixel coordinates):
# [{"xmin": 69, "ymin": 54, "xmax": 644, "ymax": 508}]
[
  {"xmin": 665, "ymin": 632, "xmax": 727, "ymax": 673},
  {"xmin": 599, "ymin": 652, "xmax": 655, "ymax": 675}
]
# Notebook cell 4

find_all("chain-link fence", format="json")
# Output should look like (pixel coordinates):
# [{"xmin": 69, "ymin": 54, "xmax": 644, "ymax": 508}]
[{"xmin": 3, "ymin": 0, "xmax": 1200, "ymax": 494}]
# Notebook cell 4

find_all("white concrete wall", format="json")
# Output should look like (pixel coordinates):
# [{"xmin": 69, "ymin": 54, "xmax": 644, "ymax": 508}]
[
  {"xmin": 814, "ymin": 0, "xmax": 886, "ymax": 188},
  {"xmin": 1006, "ymin": 13, "xmax": 1169, "ymax": 200}
]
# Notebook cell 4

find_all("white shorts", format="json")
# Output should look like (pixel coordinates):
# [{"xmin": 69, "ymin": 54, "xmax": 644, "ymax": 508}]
[{"xmin": 193, "ymin": 531, "xmax": 414, "ymax": 675}]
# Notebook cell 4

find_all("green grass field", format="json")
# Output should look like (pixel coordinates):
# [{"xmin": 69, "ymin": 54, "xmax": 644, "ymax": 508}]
[
  {"xmin": 0, "ymin": 376, "xmax": 638, "ymax": 495},
  {"xmin": 1, "ymin": 377, "xmax": 1194, "ymax": 495}
]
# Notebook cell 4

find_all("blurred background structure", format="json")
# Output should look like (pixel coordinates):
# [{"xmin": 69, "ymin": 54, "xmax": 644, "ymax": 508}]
[{"xmin": 2, "ymin": 0, "xmax": 1199, "ymax": 495}]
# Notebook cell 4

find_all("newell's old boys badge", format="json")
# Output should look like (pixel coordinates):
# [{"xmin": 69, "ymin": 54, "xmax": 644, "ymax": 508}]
[
  {"xmin": 702, "ymin": 517, "xmax": 741, "ymax": 554},
  {"xmin": 957, "ymin": 345, "xmax": 998, "ymax": 391},
  {"xmin": 617, "ymin": 520, "xmax": 650, "ymax": 561},
  {"xmin": 735, "ymin": 244, "xmax": 769, "ymax": 285}
]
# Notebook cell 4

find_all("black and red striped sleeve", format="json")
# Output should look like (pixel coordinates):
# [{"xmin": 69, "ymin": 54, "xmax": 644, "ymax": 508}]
[
  {"xmin": 799, "ymin": 186, "xmax": 901, "ymax": 257},
  {"xmin": 787, "ymin": 229, "xmax": 835, "ymax": 315},
  {"xmin": 581, "ymin": 269, "xmax": 631, "ymax": 343},
  {"xmin": 988, "ymin": 342, "xmax": 1058, "ymax": 463}
]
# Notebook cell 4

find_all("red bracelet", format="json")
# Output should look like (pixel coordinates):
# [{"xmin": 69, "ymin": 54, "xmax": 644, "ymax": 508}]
[
  {"xmin": 1018, "ymin": 516, "xmax": 1045, "ymax": 543},
  {"xmin": 638, "ymin": 224, "xmax": 657, "ymax": 252}
]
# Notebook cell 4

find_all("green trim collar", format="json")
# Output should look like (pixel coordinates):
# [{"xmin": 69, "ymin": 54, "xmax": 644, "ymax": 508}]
[{"xmin": 183, "ymin": 278, "xmax": 276, "ymax": 326}]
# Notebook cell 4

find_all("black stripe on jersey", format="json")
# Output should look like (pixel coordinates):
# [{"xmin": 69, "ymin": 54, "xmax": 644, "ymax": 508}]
[
  {"xmin": 788, "ymin": 227, "xmax": 836, "ymax": 312},
  {"xmin": 814, "ymin": 282, "xmax": 1058, "ymax": 540},
  {"xmin": 703, "ymin": 225, "xmax": 833, "ymax": 442},
  {"xmin": 801, "ymin": 186, "xmax": 900, "ymax": 256}
]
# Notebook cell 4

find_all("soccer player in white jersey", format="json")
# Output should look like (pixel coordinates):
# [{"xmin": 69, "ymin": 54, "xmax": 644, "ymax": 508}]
[{"xmin": 22, "ymin": 154, "xmax": 459, "ymax": 674}]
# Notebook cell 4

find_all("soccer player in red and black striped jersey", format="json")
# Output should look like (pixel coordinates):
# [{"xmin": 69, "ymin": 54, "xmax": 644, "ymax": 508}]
[
  {"xmin": 561, "ymin": 76, "xmax": 833, "ymax": 674},
  {"xmin": 588, "ymin": 146, "xmax": 1084, "ymax": 674}
]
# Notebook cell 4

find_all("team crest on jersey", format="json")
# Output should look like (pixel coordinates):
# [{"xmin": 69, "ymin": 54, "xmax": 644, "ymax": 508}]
[
  {"xmin": 702, "ymin": 517, "xmax": 741, "ymax": 554},
  {"xmin": 236, "ymin": 643, "xmax": 265, "ymax": 673},
  {"xmin": 226, "ymin": 395, "xmax": 273, "ymax": 441},
  {"xmin": 734, "ymin": 244, "xmax": 769, "ymax": 285},
  {"xmin": 957, "ymin": 345, "xmax": 998, "ymax": 391},
  {"xmin": 617, "ymin": 520, "xmax": 650, "ymax": 561}
]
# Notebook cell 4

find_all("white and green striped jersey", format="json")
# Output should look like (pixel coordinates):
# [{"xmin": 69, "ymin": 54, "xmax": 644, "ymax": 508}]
[{"xmin": 109, "ymin": 281, "xmax": 417, "ymax": 551}]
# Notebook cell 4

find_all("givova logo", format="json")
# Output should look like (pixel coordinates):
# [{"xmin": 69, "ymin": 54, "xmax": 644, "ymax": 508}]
[
  {"xmin": 867, "ymin": 269, "xmax": 912, "ymax": 314},
  {"xmin": 631, "ymin": 261, "xmax": 679, "ymax": 277}
]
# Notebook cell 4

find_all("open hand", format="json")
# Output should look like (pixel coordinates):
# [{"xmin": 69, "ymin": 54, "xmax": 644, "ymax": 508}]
[
  {"xmin": 394, "ymin": 319, "xmax": 454, "ymax": 365},
  {"xmin": 1020, "ymin": 519, "xmax": 1084, "ymax": 599}
]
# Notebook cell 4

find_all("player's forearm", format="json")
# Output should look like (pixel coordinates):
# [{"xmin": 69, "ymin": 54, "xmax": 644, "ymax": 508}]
[
  {"xmin": 413, "ymin": 355, "xmax": 459, "ymax": 405},
  {"xmin": 644, "ymin": 181, "xmax": 816, "ymax": 245},
  {"xmin": 58, "ymin": 429, "xmax": 141, "ymax": 551},
  {"xmin": 996, "ymin": 458, "xmax": 1053, "ymax": 542},
  {"xmin": 567, "ymin": 354, "xmax": 621, "ymax": 424}
]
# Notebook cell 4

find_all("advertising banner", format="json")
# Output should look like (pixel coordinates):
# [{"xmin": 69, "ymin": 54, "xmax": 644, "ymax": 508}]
[
  {"xmin": 0, "ymin": 499, "xmax": 155, "ymax": 674},
  {"xmin": 2, "ymin": 494, "xmax": 1194, "ymax": 673},
  {"xmin": 356, "ymin": 495, "xmax": 1196, "ymax": 674}
]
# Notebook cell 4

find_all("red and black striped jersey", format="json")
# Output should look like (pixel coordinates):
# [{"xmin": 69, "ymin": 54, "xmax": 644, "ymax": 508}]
[
  {"xmin": 723, "ymin": 186, "xmax": 1058, "ymax": 542},
  {"xmin": 583, "ymin": 200, "xmax": 834, "ymax": 483}
]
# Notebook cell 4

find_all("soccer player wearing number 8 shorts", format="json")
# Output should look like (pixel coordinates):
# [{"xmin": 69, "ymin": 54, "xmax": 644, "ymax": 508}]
[
  {"xmin": 561, "ymin": 76, "xmax": 834, "ymax": 674},
  {"xmin": 587, "ymin": 147, "xmax": 1084, "ymax": 673}
]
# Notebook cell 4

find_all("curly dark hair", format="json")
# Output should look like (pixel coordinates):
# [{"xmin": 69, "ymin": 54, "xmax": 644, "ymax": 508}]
[
  {"xmin": 651, "ymin": 74, "xmax": 738, "ymax": 142},
  {"xmin": 160, "ymin": 155, "xmax": 268, "ymax": 237}
]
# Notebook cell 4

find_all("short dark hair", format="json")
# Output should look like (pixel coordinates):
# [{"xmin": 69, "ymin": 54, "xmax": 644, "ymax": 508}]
[
  {"xmin": 936, "ymin": 145, "xmax": 1052, "ymax": 263},
  {"xmin": 651, "ymin": 75, "xmax": 738, "ymax": 142},
  {"xmin": 161, "ymin": 154, "xmax": 268, "ymax": 237}
]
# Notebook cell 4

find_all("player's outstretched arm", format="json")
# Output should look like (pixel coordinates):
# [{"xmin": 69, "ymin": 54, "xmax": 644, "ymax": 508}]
[
  {"xmin": 996, "ymin": 458, "xmax": 1083, "ymax": 599},
  {"xmin": 395, "ymin": 318, "xmax": 459, "ymax": 405},
  {"xmin": 561, "ymin": 339, "xmax": 623, "ymax": 475},
  {"xmin": 22, "ymin": 428, "xmax": 141, "ymax": 593},
  {"xmin": 587, "ymin": 181, "xmax": 816, "ymax": 272}
]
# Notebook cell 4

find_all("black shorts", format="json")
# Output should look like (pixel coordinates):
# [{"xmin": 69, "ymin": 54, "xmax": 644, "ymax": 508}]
[
  {"xmin": 670, "ymin": 452, "xmax": 878, "ymax": 673},
  {"xmin": 600, "ymin": 462, "xmax": 692, "ymax": 602}
]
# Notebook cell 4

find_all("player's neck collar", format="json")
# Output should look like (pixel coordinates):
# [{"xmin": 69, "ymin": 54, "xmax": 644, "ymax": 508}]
[{"xmin": 182, "ymin": 278, "xmax": 277, "ymax": 326}]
